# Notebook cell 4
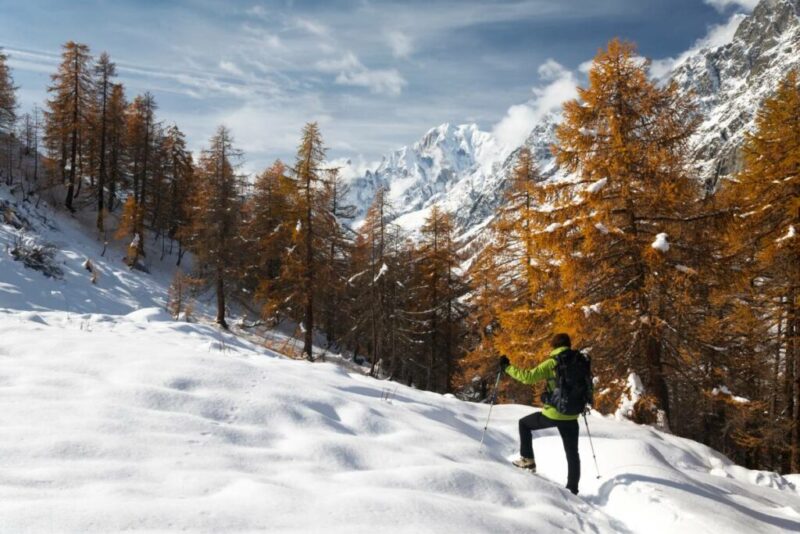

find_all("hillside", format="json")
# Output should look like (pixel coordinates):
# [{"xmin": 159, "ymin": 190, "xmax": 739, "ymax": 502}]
[{"xmin": 1, "ymin": 181, "xmax": 800, "ymax": 533}]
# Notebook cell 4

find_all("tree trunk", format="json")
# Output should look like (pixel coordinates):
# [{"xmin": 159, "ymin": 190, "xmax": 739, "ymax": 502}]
[
  {"xmin": 216, "ymin": 268, "xmax": 227, "ymax": 329},
  {"xmin": 65, "ymin": 98, "xmax": 78, "ymax": 210},
  {"xmin": 791, "ymin": 297, "xmax": 799, "ymax": 472},
  {"xmin": 646, "ymin": 334, "xmax": 671, "ymax": 423},
  {"xmin": 302, "ymin": 171, "xmax": 314, "ymax": 361},
  {"xmin": 96, "ymin": 76, "xmax": 108, "ymax": 232}
]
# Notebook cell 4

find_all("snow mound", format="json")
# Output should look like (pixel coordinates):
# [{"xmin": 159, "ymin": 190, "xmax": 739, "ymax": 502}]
[
  {"xmin": 125, "ymin": 307, "xmax": 173, "ymax": 323},
  {"xmin": 651, "ymin": 233, "xmax": 670, "ymax": 252}
]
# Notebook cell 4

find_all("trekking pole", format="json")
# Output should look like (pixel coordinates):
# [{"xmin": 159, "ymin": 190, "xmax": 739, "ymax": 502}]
[
  {"xmin": 478, "ymin": 369, "xmax": 503, "ymax": 454},
  {"xmin": 582, "ymin": 411, "xmax": 601, "ymax": 479}
]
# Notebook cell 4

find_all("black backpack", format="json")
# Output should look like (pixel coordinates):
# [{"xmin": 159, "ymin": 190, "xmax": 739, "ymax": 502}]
[{"xmin": 544, "ymin": 350, "xmax": 593, "ymax": 416}]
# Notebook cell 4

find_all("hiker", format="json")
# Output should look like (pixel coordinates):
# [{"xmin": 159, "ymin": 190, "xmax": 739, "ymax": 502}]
[{"xmin": 498, "ymin": 333, "xmax": 592, "ymax": 495}]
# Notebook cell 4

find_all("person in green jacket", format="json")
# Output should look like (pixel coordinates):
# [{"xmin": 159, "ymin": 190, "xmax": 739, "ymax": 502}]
[{"xmin": 498, "ymin": 333, "xmax": 580, "ymax": 495}]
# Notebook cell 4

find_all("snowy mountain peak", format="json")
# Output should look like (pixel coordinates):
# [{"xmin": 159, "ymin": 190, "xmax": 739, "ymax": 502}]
[
  {"xmin": 345, "ymin": 122, "xmax": 503, "ymax": 229},
  {"xmin": 734, "ymin": 0, "xmax": 799, "ymax": 48},
  {"xmin": 670, "ymin": 0, "xmax": 800, "ymax": 186},
  {"xmin": 348, "ymin": 0, "xmax": 800, "ymax": 236}
]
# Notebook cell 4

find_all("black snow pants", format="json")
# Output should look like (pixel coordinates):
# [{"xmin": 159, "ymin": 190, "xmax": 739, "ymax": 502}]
[{"xmin": 519, "ymin": 412, "xmax": 580, "ymax": 494}]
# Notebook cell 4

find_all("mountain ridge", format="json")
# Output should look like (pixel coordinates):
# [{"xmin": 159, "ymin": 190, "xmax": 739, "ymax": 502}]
[{"xmin": 345, "ymin": 0, "xmax": 800, "ymax": 236}]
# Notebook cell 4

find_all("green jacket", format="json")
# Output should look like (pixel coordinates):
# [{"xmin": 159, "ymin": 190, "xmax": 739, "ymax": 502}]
[{"xmin": 505, "ymin": 346, "xmax": 578, "ymax": 421}]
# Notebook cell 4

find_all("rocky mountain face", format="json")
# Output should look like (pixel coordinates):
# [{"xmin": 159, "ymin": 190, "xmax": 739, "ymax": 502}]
[
  {"xmin": 673, "ymin": 0, "xmax": 800, "ymax": 189},
  {"xmin": 347, "ymin": 0, "xmax": 800, "ymax": 236},
  {"xmin": 345, "ymin": 123, "xmax": 503, "ymax": 228}
]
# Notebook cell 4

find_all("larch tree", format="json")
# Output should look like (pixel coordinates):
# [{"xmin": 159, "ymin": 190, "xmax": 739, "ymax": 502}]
[
  {"xmin": 318, "ymin": 167, "xmax": 356, "ymax": 348},
  {"xmin": 349, "ymin": 187, "xmax": 397, "ymax": 375},
  {"xmin": 463, "ymin": 148, "xmax": 557, "ymax": 402},
  {"xmin": 126, "ymin": 92, "xmax": 158, "ymax": 255},
  {"xmin": 161, "ymin": 125, "xmax": 194, "ymax": 264},
  {"xmin": 92, "ymin": 52, "xmax": 116, "ymax": 232},
  {"xmin": 45, "ymin": 41, "xmax": 93, "ymax": 211},
  {"xmin": 105, "ymin": 83, "xmax": 126, "ymax": 213},
  {"xmin": 0, "ymin": 49, "xmax": 17, "ymax": 186},
  {"xmin": 546, "ymin": 39, "xmax": 708, "ymax": 426},
  {"xmin": 719, "ymin": 70, "xmax": 800, "ymax": 471},
  {"xmin": 245, "ymin": 160, "xmax": 293, "ymax": 301},
  {"xmin": 274, "ymin": 122, "xmax": 329, "ymax": 359},
  {"xmin": 413, "ymin": 205, "xmax": 467, "ymax": 392},
  {"xmin": 0, "ymin": 49, "xmax": 16, "ymax": 135},
  {"xmin": 189, "ymin": 126, "xmax": 244, "ymax": 329}
]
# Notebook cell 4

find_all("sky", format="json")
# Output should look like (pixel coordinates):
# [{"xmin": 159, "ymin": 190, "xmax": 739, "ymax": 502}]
[{"xmin": 0, "ymin": 0, "xmax": 759, "ymax": 176}]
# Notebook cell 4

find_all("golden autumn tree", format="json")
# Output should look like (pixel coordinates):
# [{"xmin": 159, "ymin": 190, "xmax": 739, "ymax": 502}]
[
  {"xmin": 0, "ymin": 48, "xmax": 17, "ymax": 187},
  {"xmin": 125, "ymin": 92, "xmax": 157, "ymax": 256},
  {"xmin": 718, "ymin": 70, "xmax": 800, "ymax": 471},
  {"xmin": 463, "ymin": 148, "xmax": 558, "ymax": 401},
  {"xmin": 412, "ymin": 205, "xmax": 467, "ymax": 392},
  {"xmin": 542, "ymin": 39, "xmax": 710, "ymax": 425},
  {"xmin": 246, "ymin": 160, "xmax": 294, "ymax": 304},
  {"xmin": 0, "ymin": 48, "xmax": 17, "ymax": 134},
  {"xmin": 92, "ymin": 52, "xmax": 116, "ymax": 232},
  {"xmin": 45, "ymin": 41, "xmax": 93, "ymax": 211},
  {"xmin": 348, "ymin": 188, "xmax": 396, "ymax": 375},
  {"xmin": 104, "ymin": 83, "xmax": 127, "ymax": 213},
  {"xmin": 317, "ymin": 167, "xmax": 356, "ymax": 347},
  {"xmin": 188, "ymin": 125, "xmax": 244, "ymax": 328},
  {"xmin": 270, "ymin": 123, "xmax": 334, "ymax": 359}
]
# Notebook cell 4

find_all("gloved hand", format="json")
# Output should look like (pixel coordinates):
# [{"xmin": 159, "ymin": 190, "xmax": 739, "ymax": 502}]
[{"xmin": 498, "ymin": 355, "xmax": 510, "ymax": 372}]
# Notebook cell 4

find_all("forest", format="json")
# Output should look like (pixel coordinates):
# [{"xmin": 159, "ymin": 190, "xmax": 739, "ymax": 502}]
[{"xmin": 0, "ymin": 38, "xmax": 798, "ymax": 476}]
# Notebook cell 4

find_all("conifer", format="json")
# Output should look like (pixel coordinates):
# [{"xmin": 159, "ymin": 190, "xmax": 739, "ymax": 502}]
[
  {"xmin": 45, "ymin": 41, "xmax": 93, "ymax": 211},
  {"xmin": 720, "ymin": 70, "xmax": 800, "ymax": 470},
  {"xmin": 0, "ymin": 48, "xmax": 17, "ymax": 134},
  {"xmin": 413, "ymin": 206, "xmax": 467, "ymax": 392},
  {"xmin": 126, "ymin": 93, "xmax": 158, "ymax": 254},
  {"xmin": 105, "ymin": 84, "xmax": 126, "ymax": 212},
  {"xmin": 92, "ymin": 52, "xmax": 116, "ymax": 232},
  {"xmin": 188, "ymin": 125, "xmax": 244, "ymax": 328},
  {"xmin": 274, "ymin": 123, "xmax": 328, "ymax": 359},
  {"xmin": 547, "ymin": 39, "xmax": 704, "ymax": 424},
  {"xmin": 246, "ymin": 160, "xmax": 293, "ymax": 300}
]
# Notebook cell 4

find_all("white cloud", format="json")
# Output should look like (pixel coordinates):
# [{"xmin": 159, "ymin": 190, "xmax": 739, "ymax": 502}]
[
  {"xmin": 295, "ymin": 18, "xmax": 329, "ymax": 37},
  {"xmin": 700, "ymin": 13, "xmax": 747, "ymax": 48},
  {"xmin": 492, "ymin": 59, "xmax": 577, "ymax": 153},
  {"xmin": 245, "ymin": 5, "xmax": 269, "ymax": 18},
  {"xmin": 387, "ymin": 31, "xmax": 413, "ymax": 59},
  {"xmin": 703, "ymin": 0, "xmax": 759, "ymax": 13},
  {"xmin": 326, "ymin": 156, "xmax": 379, "ymax": 181},
  {"xmin": 335, "ymin": 69, "xmax": 407, "ymax": 96},
  {"xmin": 316, "ymin": 52, "xmax": 407, "ymax": 96},
  {"xmin": 219, "ymin": 60, "xmax": 244, "ymax": 76},
  {"xmin": 537, "ymin": 58, "xmax": 567, "ymax": 81},
  {"xmin": 577, "ymin": 59, "xmax": 594, "ymax": 74},
  {"xmin": 649, "ymin": 13, "xmax": 746, "ymax": 79},
  {"xmin": 316, "ymin": 52, "xmax": 362, "ymax": 73}
]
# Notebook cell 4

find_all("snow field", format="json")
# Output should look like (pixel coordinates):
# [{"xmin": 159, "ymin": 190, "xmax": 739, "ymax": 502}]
[{"xmin": 1, "ymin": 307, "xmax": 799, "ymax": 533}]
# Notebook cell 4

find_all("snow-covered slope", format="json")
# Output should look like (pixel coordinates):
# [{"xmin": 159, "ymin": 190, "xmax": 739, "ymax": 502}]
[
  {"xmin": 347, "ymin": 0, "xmax": 800, "ymax": 236},
  {"xmin": 0, "ymin": 186, "xmax": 177, "ymax": 315},
  {"xmin": 2, "ymin": 187, "xmax": 800, "ymax": 533},
  {"xmin": 2, "ymin": 308, "xmax": 800, "ymax": 532}
]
